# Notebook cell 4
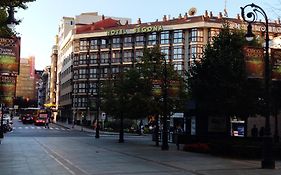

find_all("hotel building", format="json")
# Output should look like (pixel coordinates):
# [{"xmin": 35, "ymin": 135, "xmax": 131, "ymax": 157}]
[{"xmin": 56, "ymin": 10, "xmax": 281, "ymax": 127}]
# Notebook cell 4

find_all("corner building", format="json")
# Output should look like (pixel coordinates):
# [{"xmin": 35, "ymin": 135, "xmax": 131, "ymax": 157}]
[{"xmin": 69, "ymin": 11, "xmax": 281, "ymax": 127}]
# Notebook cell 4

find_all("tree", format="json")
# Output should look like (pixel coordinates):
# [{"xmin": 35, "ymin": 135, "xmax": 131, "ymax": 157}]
[
  {"xmin": 188, "ymin": 24, "xmax": 262, "ymax": 136},
  {"xmin": 101, "ymin": 46, "xmax": 188, "ymax": 142},
  {"xmin": 0, "ymin": 0, "xmax": 35, "ymax": 37}
]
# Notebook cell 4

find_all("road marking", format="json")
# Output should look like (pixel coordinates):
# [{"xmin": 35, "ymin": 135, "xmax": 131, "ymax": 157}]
[
  {"xmin": 31, "ymin": 127, "xmax": 35, "ymax": 129},
  {"xmin": 34, "ymin": 138, "xmax": 89, "ymax": 175},
  {"xmin": 37, "ymin": 127, "xmax": 41, "ymax": 129},
  {"xmin": 25, "ymin": 127, "xmax": 28, "ymax": 129}
]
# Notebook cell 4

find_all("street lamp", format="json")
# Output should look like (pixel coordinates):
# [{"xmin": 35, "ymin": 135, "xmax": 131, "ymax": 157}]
[
  {"xmin": 241, "ymin": 3, "xmax": 275, "ymax": 169},
  {"xmin": 0, "ymin": 104, "xmax": 4, "ymax": 139},
  {"xmin": 161, "ymin": 58, "xmax": 169, "ymax": 150}
]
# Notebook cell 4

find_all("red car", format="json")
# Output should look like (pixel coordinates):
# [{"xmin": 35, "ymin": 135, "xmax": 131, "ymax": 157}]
[{"xmin": 34, "ymin": 113, "xmax": 48, "ymax": 126}]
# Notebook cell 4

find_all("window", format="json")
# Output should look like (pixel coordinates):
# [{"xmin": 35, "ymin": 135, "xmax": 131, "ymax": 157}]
[
  {"xmin": 135, "ymin": 50, "xmax": 143, "ymax": 62},
  {"xmin": 89, "ymin": 53, "xmax": 98, "ymax": 64},
  {"xmin": 124, "ymin": 36, "xmax": 133, "ymax": 47},
  {"xmin": 78, "ymin": 69, "xmax": 87, "ymax": 79},
  {"xmin": 148, "ymin": 32, "xmax": 157, "ymax": 45},
  {"xmin": 208, "ymin": 28, "xmax": 220, "ymax": 42},
  {"xmin": 79, "ymin": 54, "xmax": 87, "ymax": 65},
  {"xmin": 78, "ymin": 82, "xmax": 87, "ymax": 93},
  {"xmin": 101, "ymin": 39, "xmax": 109, "ymax": 49},
  {"xmin": 161, "ymin": 31, "xmax": 170, "ymax": 44},
  {"xmin": 100, "ymin": 52, "xmax": 109, "ymax": 63},
  {"xmin": 100, "ymin": 67, "xmax": 109, "ymax": 78},
  {"xmin": 173, "ymin": 30, "xmax": 184, "ymax": 44},
  {"xmin": 174, "ymin": 62, "xmax": 183, "ymax": 71},
  {"xmin": 89, "ymin": 82, "xmax": 97, "ymax": 93},
  {"xmin": 161, "ymin": 47, "xmax": 169, "ymax": 60},
  {"xmin": 173, "ymin": 46, "xmax": 184, "ymax": 60},
  {"xmin": 111, "ymin": 67, "xmax": 119, "ymax": 78},
  {"xmin": 80, "ymin": 40, "xmax": 89, "ymax": 51},
  {"xmin": 73, "ymin": 54, "xmax": 79, "ymax": 66},
  {"xmin": 90, "ymin": 39, "xmax": 98, "ymax": 50},
  {"xmin": 189, "ymin": 44, "xmax": 203, "ymax": 60},
  {"xmin": 77, "ymin": 97, "xmax": 87, "ymax": 107},
  {"xmin": 135, "ymin": 35, "xmax": 144, "ymax": 46},
  {"xmin": 112, "ymin": 51, "xmax": 121, "ymax": 63},
  {"xmin": 112, "ymin": 37, "xmax": 121, "ymax": 48},
  {"xmin": 123, "ymin": 50, "xmax": 132, "ymax": 62},
  {"xmin": 89, "ymin": 68, "xmax": 97, "ymax": 78},
  {"xmin": 189, "ymin": 28, "xmax": 204, "ymax": 42}
]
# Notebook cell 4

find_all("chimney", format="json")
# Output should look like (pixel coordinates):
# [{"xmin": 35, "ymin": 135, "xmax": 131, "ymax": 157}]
[
  {"xmin": 178, "ymin": 13, "xmax": 182, "ymax": 19},
  {"xmin": 102, "ymin": 15, "xmax": 105, "ymax": 20},
  {"xmin": 184, "ymin": 13, "xmax": 188, "ymax": 19},
  {"xmin": 210, "ymin": 11, "xmax": 213, "ymax": 18},
  {"xmin": 163, "ymin": 15, "xmax": 167, "ymax": 21},
  {"xmin": 204, "ymin": 10, "xmax": 208, "ymax": 18},
  {"xmin": 218, "ymin": 12, "xmax": 223, "ymax": 19},
  {"xmin": 125, "ymin": 20, "xmax": 128, "ymax": 25},
  {"xmin": 137, "ymin": 18, "xmax": 141, "ymax": 24},
  {"xmin": 278, "ymin": 18, "xmax": 280, "ymax": 24},
  {"xmin": 236, "ymin": 14, "xmax": 240, "ymax": 20}
]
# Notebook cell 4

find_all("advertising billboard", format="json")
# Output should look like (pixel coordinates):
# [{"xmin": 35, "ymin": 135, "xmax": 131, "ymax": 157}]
[
  {"xmin": 271, "ymin": 48, "xmax": 281, "ymax": 81},
  {"xmin": 0, "ymin": 75, "xmax": 16, "ymax": 107},
  {"xmin": 243, "ymin": 46, "xmax": 264, "ymax": 79},
  {"xmin": 0, "ymin": 37, "xmax": 20, "ymax": 75}
]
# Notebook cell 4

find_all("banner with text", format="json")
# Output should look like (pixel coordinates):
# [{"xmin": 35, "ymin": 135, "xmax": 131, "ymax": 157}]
[
  {"xmin": 0, "ymin": 37, "xmax": 20, "ymax": 75},
  {"xmin": 0, "ymin": 75, "xmax": 16, "ymax": 107},
  {"xmin": 243, "ymin": 46, "xmax": 264, "ymax": 79}
]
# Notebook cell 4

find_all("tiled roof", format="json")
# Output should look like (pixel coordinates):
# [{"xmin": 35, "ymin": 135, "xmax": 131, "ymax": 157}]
[{"xmin": 76, "ymin": 18, "xmax": 121, "ymax": 34}]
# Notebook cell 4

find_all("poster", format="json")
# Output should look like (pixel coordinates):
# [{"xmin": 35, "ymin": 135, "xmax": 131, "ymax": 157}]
[
  {"xmin": 271, "ymin": 48, "xmax": 281, "ymax": 81},
  {"xmin": 243, "ymin": 46, "xmax": 264, "ymax": 79},
  {"xmin": 0, "ymin": 75, "xmax": 16, "ymax": 107}
]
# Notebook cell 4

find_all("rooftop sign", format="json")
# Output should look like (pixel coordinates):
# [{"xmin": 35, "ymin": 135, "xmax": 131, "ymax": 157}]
[{"xmin": 107, "ymin": 25, "xmax": 163, "ymax": 36}]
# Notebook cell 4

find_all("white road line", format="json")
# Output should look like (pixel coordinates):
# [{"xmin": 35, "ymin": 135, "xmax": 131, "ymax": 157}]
[
  {"xmin": 37, "ymin": 127, "xmax": 41, "ymax": 129},
  {"xmin": 31, "ymin": 127, "xmax": 35, "ymax": 129},
  {"xmin": 25, "ymin": 127, "xmax": 29, "ymax": 129},
  {"xmin": 18, "ymin": 127, "xmax": 22, "ymax": 129}
]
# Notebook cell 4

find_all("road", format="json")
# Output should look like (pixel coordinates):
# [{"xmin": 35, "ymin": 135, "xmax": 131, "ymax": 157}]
[{"xmin": 0, "ymin": 117, "xmax": 281, "ymax": 175}]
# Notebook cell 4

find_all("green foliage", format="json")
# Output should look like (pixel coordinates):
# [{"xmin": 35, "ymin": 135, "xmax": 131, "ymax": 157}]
[
  {"xmin": 0, "ymin": 0, "xmax": 36, "ymax": 37},
  {"xmin": 188, "ymin": 24, "xmax": 262, "ymax": 118},
  {"xmin": 101, "ymin": 46, "xmax": 188, "ymax": 121}
]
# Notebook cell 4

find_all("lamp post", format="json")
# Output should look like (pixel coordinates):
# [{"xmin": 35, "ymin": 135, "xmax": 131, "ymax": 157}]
[
  {"xmin": 0, "ymin": 104, "xmax": 4, "ymax": 139},
  {"xmin": 161, "ymin": 58, "xmax": 169, "ymax": 150},
  {"xmin": 241, "ymin": 3, "xmax": 275, "ymax": 169}
]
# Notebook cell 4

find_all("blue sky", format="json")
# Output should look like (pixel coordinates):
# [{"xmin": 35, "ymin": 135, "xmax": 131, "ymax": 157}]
[{"xmin": 15, "ymin": 0, "xmax": 281, "ymax": 70}]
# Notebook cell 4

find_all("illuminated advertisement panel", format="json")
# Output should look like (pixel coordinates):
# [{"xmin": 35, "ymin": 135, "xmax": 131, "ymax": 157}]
[
  {"xmin": 0, "ymin": 75, "xmax": 16, "ymax": 107},
  {"xmin": 0, "ymin": 37, "xmax": 20, "ymax": 75}
]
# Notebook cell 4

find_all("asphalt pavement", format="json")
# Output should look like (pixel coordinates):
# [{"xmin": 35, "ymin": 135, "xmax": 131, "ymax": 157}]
[{"xmin": 0, "ymin": 120, "xmax": 280, "ymax": 175}]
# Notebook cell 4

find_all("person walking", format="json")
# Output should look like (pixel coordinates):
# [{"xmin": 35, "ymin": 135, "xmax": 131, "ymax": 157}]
[
  {"xmin": 45, "ymin": 115, "xmax": 50, "ymax": 129},
  {"xmin": 251, "ymin": 124, "xmax": 258, "ymax": 137}
]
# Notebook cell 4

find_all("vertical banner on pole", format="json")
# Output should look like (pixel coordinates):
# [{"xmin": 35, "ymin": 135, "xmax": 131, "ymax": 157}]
[
  {"xmin": 271, "ymin": 48, "xmax": 281, "ymax": 81},
  {"xmin": 243, "ymin": 46, "xmax": 264, "ymax": 79}
]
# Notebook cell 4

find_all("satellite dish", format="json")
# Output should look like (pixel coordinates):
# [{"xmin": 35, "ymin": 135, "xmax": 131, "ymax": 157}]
[{"xmin": 188, "ymin": 7, "xmax": 197, "ymax": 16}]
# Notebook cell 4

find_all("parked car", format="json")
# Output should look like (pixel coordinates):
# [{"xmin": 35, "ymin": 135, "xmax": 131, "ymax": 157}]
[{"xmin": 21, "ymin": 114, "xmax": 34, "ymax": 124}]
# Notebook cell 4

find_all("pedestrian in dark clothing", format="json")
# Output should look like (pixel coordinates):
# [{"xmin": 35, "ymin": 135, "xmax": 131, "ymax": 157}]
[{"xmin": 251, "ymin": 124, "xmax": 258, "ymax": 137}]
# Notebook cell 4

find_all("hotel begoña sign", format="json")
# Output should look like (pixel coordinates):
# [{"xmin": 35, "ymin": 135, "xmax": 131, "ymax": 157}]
[{"xmin": 107, "ymin": 25, "xmax": 163, "ymax": 36}]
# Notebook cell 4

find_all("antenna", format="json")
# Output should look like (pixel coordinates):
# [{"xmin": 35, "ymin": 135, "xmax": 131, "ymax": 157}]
[{"xmin": 224, "ymin": 0, "xmax": 228, "ymax": 17}]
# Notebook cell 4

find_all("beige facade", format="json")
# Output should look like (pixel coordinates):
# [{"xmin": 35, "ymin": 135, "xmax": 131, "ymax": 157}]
[{"xmin": 16, "ymin": 56, "xmax": 36, "ymax": 100}]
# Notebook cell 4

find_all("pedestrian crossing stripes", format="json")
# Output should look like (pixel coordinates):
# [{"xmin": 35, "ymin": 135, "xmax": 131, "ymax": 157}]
[{"xmin": 13, "ymin": 126, "xmax": 70, "ymax": 131}]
